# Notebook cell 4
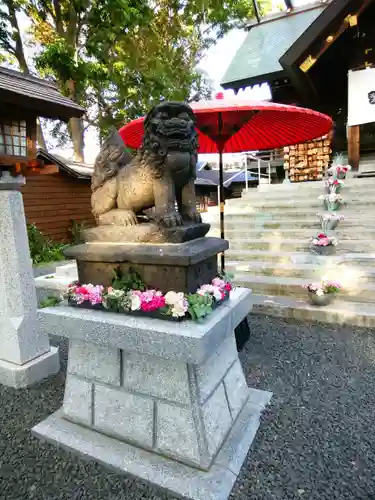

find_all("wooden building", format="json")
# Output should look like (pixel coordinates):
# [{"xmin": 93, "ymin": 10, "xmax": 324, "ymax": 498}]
[
  {"xmin": 0, "ymin": 66, "xmax": 88, "ymax": 241},
  {"xmin": 22, "ymin": 150, "xmax": 95, "ymax": 242},
  {"xmin": 222, "ymin": 0, "xmax": 375, "ymax": 170},
  {"xmin": 0, "ymin": 66, "xmax": 85, "ymax": 170}
]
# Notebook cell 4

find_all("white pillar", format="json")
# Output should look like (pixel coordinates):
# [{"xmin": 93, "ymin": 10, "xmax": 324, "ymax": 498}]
[{"xmin": 0, "ymin": 172, "xmax": 59, "ymax": 388}]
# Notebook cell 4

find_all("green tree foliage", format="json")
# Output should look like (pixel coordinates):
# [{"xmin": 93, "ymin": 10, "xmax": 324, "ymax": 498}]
[{"xmin": 2, "ymin": 0, "xmax": 272, "ymax": 155}]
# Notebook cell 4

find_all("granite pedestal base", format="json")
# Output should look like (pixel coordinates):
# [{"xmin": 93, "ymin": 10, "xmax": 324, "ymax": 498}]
[
  {"xmin": 64, "ymin": 236, "xmax": 228, "ymax": 294},
  {"xmin": 0, "ymin": 346, "xmax": 59, "ymax": 389},
  {"xmin": 0, "ymin": 172, "xmax": 60, "ymax": 388},
  {"xmin": 33, "ymin": 288, "xmax": 271, "ymax": 500}
]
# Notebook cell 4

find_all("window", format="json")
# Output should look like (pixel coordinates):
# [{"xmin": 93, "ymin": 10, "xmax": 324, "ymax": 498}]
[{"xmin": 0, "ymin": 120, "xmax": 28, "ymax": 157}]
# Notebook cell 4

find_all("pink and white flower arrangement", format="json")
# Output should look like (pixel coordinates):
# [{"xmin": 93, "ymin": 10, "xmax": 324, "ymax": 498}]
[
  {"xmin": 67, "ymin": 283, "xmax": 104, "ymax": 305},
  {"xmin": 311, "ymin": 232, "xmax": 338, "ymax": 247},
  {"xmin": 325, "ymin": 177, "xmax": 343, "ymax": 193},
  {"xmin": 65, "ymin": 274, "xmax": 233, "ymax": 321},
  {"xmin": 303, "ymin": 280, "xmax": 341, "ymax": 296},
  {"xmin": 197, "ymin": 278, "xmax": 232, "ymax": 302}
]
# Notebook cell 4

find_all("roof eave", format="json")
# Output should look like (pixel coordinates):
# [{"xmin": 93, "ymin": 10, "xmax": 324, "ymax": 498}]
[
  {"xmin": 1, "ymin": 89, "xmax": 85, "ymax": 121},
  {"xmin": 221, "ymin": 70, "xmax": 285, "ymax": 89},
  {"xmin": 280, "ymin": 0, "xmax": 364, "ymax": 68}
]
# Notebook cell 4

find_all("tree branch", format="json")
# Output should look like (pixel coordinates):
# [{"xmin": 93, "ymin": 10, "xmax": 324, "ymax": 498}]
[{"xmin": 53, "ymin": 0, "xmax": 64, "ymax": 35}]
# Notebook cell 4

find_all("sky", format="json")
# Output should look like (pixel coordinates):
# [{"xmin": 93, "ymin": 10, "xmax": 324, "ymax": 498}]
[{"xmin": 18, "ymin": 0, "xmax": 313, "ymax": 162}]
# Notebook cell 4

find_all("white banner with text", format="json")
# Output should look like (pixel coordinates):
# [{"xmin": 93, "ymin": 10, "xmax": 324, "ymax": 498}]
[{"xmin": 348, "ymin": 68, "xmax": 375, "ymax": 126}]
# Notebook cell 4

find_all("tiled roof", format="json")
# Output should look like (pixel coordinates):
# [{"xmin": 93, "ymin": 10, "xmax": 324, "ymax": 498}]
[
  {"xmin": 221, "ymin": 5, "xmax": 326, "ymax": 87},
  {"xmin": 37, "ymin": 150, "xmax": 93, "ymax": 179},
  {"xmin": 0, "ymin": 67, "xmax": 85, "ymax": 120}
]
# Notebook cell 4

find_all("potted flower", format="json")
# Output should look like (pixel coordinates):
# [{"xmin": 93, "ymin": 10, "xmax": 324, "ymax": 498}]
[
  {"xmin": 318, "ymin": 193, "xmax": 344, "ymax": 211},
  {"xmin": 325, "ymin": 177, "xmax": 343, "ymax": 194},
  {"xmin": 310, "ymin": 232, "xmax": 338, "ymax": 255},
  {"xmin": 327, "ymin": 154, "xmax": 351, "ymax": 180},
  {"xmin": 317, "ymin": 212, "xmax": 345, "ymax": 231},
  {"xmin": 303, "ymin": 281, "xmax": 341, "ymax": 306}
]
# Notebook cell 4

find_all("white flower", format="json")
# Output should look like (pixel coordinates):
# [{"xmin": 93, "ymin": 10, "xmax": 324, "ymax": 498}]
[
  {"xmin": 131, "ymin": 295, "xmax": 141, "ymax": 311},
  {"xmin": 165, "ymin": 291, "xmax": 184, "ymax": 306},
  {"xmin": 212, "ymin": 287, "xmax": 223, "ymax": 301},
  {"xmin": 316, "ymin": 289, "xmax": 325, "ymax": 296},
  {"xmin": 171, "ymin": 298, "xmax": 188, "ymax": 317}
]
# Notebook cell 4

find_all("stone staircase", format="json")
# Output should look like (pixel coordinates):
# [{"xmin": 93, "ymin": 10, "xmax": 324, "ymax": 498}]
[{"xmin": 204, "ymin": 176, "xmax": 375, "ymax": 327}]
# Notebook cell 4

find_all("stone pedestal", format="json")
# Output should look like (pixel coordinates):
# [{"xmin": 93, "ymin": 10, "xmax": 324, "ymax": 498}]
[
  {"xmin": 0, "ymin": 172, "xmax": 59, "ymax": 388},
  {"xmin": 33, "ymin": 288, "xmax": 271, "ymax": 500},
  {"xmin": 64, "ymin": 237, "xmax": 228, "ymax": 294}
]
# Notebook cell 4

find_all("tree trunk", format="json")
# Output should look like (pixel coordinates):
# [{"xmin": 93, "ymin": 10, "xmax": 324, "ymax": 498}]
[
  {"xmin": 67, "ymin": 79, "xmax": 85, "ymax": 161},
  {"xmin": 36, "ymin": 119, "xmax": 47, "ymax": 150},
  {"xmin": 69, "ymin": 117, "xmax": 85, "ymax": 162}
]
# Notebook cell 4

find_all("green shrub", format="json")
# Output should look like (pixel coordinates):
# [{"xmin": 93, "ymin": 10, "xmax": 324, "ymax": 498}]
[
  {"xmin": 27, "ymin": 224, "xmax": 67, "ymax": 265},
  {"xmin": 39, "ymin": 296, "xmax": 62, "ymax": 308}
]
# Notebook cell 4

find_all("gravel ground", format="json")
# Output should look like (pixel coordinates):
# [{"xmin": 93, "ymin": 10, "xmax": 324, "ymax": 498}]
[{"xmin": 1, "ymin": 316, "xmax": 375, "ymax": 500}]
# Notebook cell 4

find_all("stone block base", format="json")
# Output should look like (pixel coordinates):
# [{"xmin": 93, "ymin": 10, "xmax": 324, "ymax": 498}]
[
  {"xmin": 62, "ymin": 333, "xmax": 250, "ymax": 470},
  {"xmin": 0, "ymin": 347, "xmax": 60, "ymax": 388},
  {"xmin": 33, "ymin": 388, "xmax": 272, "ymax": 500},
  {"xmin": 34, "ymin": 288, "xmax": 271, "ymax": 499},
  {"xmin": 64, "ymin": 237, "xmax": 228, "ymax": 293}
]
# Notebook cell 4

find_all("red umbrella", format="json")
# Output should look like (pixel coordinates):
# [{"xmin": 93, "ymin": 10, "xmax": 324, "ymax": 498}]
[{"xmin": 119, "ymin": 95, "xmax": 332, "ymax": 269}]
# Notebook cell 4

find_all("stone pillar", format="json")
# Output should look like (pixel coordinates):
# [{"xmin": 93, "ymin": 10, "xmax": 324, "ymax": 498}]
[{"xmin": 0, "ymin": 172, "xmax": 60, "ymax": 388}]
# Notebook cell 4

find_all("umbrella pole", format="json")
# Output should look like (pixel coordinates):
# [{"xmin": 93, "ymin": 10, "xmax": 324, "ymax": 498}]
[
  {"xmin": 219, "ymin": 149, "xmax": 225, "ymax": 271},
  {"xmin": 218, "ymin": 114, "xmax": 225, "ymax": 272}
]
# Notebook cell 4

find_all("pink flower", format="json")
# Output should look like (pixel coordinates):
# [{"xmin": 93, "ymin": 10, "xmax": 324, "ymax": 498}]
[
  {"xmin": 212, "ymin": 278, "xmax": 226, "ymax": 289},
  {"xmin": 224, "ymin": 283, "xmax": 232, "ymax": 292},
  {"xmin": 141, "ymin": 295, "xmax": 166, "ymax": 312}
]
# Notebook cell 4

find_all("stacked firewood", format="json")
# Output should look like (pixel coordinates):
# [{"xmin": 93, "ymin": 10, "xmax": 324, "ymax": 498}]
[{"xmin": 283, "ymin": 136, "xmax": 332, "ymax": 182}]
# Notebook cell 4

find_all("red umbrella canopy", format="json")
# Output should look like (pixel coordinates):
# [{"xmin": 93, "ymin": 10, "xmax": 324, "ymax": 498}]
[{"xmin": 118, "ymin": 96, "xmax": 332, "ymax": 153}]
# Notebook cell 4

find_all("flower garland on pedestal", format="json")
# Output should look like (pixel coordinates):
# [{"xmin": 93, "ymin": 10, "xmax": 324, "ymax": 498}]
[{"xmin": 65, "ymin": 273, "xmax": 233, "ymax": 322}]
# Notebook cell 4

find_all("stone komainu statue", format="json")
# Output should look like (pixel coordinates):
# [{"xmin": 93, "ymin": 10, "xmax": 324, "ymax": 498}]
[{"xmin": 91, "ymin": 102, "xmax": 202, "ymax": 229}]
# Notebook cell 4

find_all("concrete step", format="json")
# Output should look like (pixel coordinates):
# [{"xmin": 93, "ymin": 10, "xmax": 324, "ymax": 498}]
[
  {"xmin": 232, "ymin": 189, "xmax": 375, "ymax": 207},
  {"xmin": 256, "ymin": 177, "xmax": 375, "ymax": 193},
  {"xmin": 223, "ymin": 249, "xmax": 375, "ymax": 265},
  {"xmin": 203, "ymin": 216, "xmax": 372, "ymax": 230},
  {"xmin": 221, "ymin": 199, "xmax": 373, "ymax": 213},
  {"xmin": 241, "ymin": 186, "xmax": 375, "ymax": 201},
  {"xmin": 35, "ymin": 273, "xmax": 75, "ymax": 305},
  {"xmin": 227, "ymin": 238, "xmax": 374, "ymax": 253},
  {"xmin": 251, "ymin": 294, "xmax": 375, "ymax": 328},
  {"xmin": 234, "ymin": 275, "xmax": 375, "ymax": 303},
  {"xmin": 208, "ymin": 227, "xmax": 375, "ymax": 240},
  {"xmin": 205, "ymin": 206, "xmax": 372, "ymax": 219},
  {"xmin": 226, "ymin": 260, "xmax": 372, "ymax": 284}
]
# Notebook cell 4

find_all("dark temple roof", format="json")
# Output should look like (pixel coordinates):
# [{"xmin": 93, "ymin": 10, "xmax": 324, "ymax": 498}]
[
  {"xmin": 0, "ymin": 67, "xmax": 85, "ymax": 121},
  {"xmin": 221, "ymin": 3, "xmax": 327, "ymax": 88}
]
